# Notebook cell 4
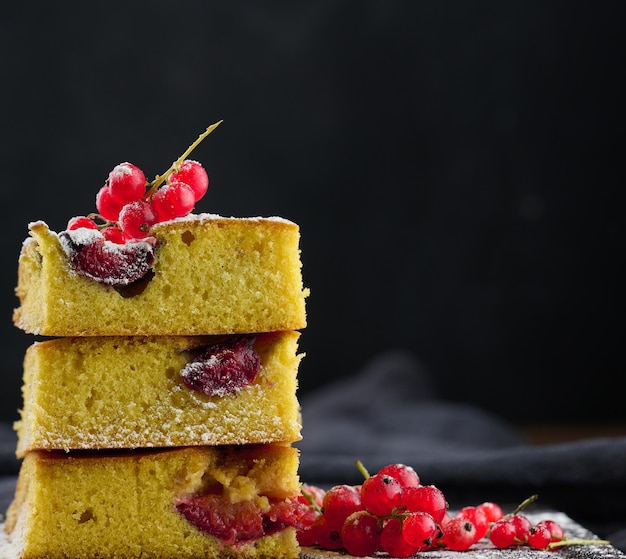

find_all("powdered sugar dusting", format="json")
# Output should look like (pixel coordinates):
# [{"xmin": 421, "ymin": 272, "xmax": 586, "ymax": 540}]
[
  {"xmin": 152, "ymin": 213, "xmax": 296, "ymax": 228},
  {"xmin": 27, "ymin": 220, "xmax": 48, "ymax": 229},
  {"xmin": 25, "ymin": 416, "xmax": 287, "ymax": 450},
  {"xmin": 61, "ymin": 227, "xmax": 102, "ymax": 246},
  {"xmin": 0, "ymin": 522, "xmax": 15, "ymax": 559},
  {"xmin": 21, "ymin": 237, "xmax": 37, "ymax": 251}
]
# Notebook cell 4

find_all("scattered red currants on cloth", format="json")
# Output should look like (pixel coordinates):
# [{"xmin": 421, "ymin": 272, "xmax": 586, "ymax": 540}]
[{"xmin": 296, "ymin": 461, "xmax": 610, "ymax": 557}]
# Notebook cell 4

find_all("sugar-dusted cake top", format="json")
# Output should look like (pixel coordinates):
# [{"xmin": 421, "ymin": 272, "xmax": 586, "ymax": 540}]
[
  {"xmin": 28, "ymin": 213, "xmax": 295, "ymax": 235},
  {"xmin": 154, "ymin": 212, "xmax": 297, "ymax": 227},
  {"xmin": 23, "ymin": 213, "xmax": 298, "ymax": 288}
]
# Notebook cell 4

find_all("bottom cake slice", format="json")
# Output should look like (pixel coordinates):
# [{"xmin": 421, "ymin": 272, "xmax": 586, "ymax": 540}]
[{"xmin": 4, "ymin": 444, "xmax": 308, "ymax": 559}]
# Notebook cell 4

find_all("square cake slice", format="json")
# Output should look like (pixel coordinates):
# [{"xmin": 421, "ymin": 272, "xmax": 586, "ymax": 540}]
[
  {"xmin": 13, "ymin": 215, "xmax": 308, "ymax": 336},
  {"xmin": 16, "ymin": 331, "xmax": 302, "ymax": 457},
  {"xmin": 4, "ymin": 444, "xmax": 307, "ymax": 559}
]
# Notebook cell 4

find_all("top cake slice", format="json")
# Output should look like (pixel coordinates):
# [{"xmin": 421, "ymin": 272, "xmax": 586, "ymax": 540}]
[{"xmin": 13, "ymin": 214, "xmax": 308, "ymax": 336}]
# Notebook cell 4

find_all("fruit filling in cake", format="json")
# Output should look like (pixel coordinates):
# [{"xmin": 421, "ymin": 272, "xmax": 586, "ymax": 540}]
[
  {"xmin": 181, "ymin": 335, "xmax": 261, "ymax": 397},
  {"xmin": 176, "ymin": 492, "xmax": 313, "ymax": 546},
  {"xmin": 59, "ymin": 228, "xmax": 157, "ymax": 285}
]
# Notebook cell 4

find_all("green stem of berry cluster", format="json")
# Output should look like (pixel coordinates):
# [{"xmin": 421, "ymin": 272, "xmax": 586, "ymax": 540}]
[
  {"xmin": 549, "ymin": 538, "xmax": 610, "ymax": 549},
  {"xmin": 301, "ymin": 488, "xmax": 322, "ymax": 513},
  {"xmin": 87, "ymin": 212, "xmax": 109, "ymax": 227},
  {"xmin": 509, "ymin": 494, "xmax": 538, "ymax": 517},
  {"xmin": 144, "ymin": 120, "xmax": 223, "ymax": 199},
  {"xmin": 355, "ymin": 459, "xmax": 371, "ymax": 480}
]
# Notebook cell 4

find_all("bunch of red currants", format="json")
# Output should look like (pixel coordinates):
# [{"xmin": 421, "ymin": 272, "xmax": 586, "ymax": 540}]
[
  {"xmin": 67, "ymin": 159, "xmax": 208, "ymax": 243},
  {"xmin": 296, "ymin": 462, "xmax": 576, "ymax": 557},
  {"xmin": 65, "ymin": 122, "xmax": 221, "ymax": 244}
]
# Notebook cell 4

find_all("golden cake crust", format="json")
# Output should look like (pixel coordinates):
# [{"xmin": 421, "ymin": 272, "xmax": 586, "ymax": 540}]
[
  {"xmin": 5, "ymin": 445, "xmax": 301, "ymax": 559},
  {"xmin": 13, "ymin": 215, "xmax": 308, "ymax": 336},
  {"xmin": 16, "ymin": 331, "xmax": 303, "ymax": 457}
]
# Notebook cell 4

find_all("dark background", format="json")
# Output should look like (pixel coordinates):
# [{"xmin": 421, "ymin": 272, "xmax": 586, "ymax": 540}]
[{"xmin": 0, "ymin": 2, "xmax": 623, "ymax": 427}]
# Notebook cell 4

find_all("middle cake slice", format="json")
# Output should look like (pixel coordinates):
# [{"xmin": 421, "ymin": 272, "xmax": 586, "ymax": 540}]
[{"xmin": 16, "ymin": 330, "xmax": 302, "ymax": 458}]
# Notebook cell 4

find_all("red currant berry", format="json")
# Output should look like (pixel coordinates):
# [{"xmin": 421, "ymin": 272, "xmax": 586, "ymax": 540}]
[
  {"xmin": 457, "ymin": 505, "xmax": 489, "ymax": 541},
  {"xmin": 108, "ymin": 162, "xmax": 146, "ymax": 204},
  {"xmin": 477, "ymin": 501, "xmax": 504, "ymax": 524},
  {"xmin": 312, "ymin": 514, "xmax": 343, "ymax": 550},
  {"xmin": 442, "ymin": 516, "xmax": 477, "ymax": 551},
  {"xmin": 536, "ymin": 519, "xmax": 564, "ymax": 542},
  {"xmin": 378, "ymin": 463, "xmax": 420, "ymax": 489},
  {"xmin": 360, "ymin": 474, "xmax": 403, "ymax": 517},
  {"xmin": 322, "ymin": 485, "xmax": 363, "ymax": 533},
  {"xmin": 118, "ymin": 200, "xmax": 158, "ymax": 239},
  {"xmin": 67, "ymin": 216, "xmax": 98, "ymax": 231},
  {"xmin": 169, "ymin": 159, "xmax": 209, "ymax": 202},
  {"xmin": 151, "ymin": 181, "xmax": 196, "ymax": 221},
  {"xmin": 528, "ymin": 524, "xmax": 552, "ymax": 550},
  {"xmin": 402, "ymin": 511, "xmax": 438, "ymax": 551},
  {"xmin": 296, "ymin": 515, "xmax": 321, "ymax": 547},
  {"xmin": 296, "ymin": 527, "xmax": 317, "ymax": 547},
  {"xmin": 380, "ymin": 518, "xmax": 419, "ymax": 558},
  {"xmin": 341, "ymin": 510, "xmax": 381, "ymax": 557},
  {"xmin": 490, "ymin": 519, "xmax": 517, "ymax": 548},
  {"xmin": 510, "ymin": 514, "xmax": 532, "ymax": 544},
  {"xmin": 96, "ymin": 185, "xmax": 125, "ymax": 222},
  {"xmin": 100, "ymin": 226, "xmax": 126, "ymax": 244},
  {"xmin": 400, "ymin": 484, "xmax": 448, "ymax": 523}
]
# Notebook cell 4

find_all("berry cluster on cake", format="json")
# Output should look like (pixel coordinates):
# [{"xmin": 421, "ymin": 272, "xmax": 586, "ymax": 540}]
[{"xmin": 5, "ymin": 123, "xmax": 312, "ymax": 559}]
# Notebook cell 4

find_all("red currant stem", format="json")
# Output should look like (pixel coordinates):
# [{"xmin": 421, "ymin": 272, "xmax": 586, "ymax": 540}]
[
  {"xmin": 548, "ymin": 538, "xmax": 610, "ymax": 549},
  {"xmin": 144, "ymin": 120, "xmax": 223, "ymax": 199},
  {"xmin": 509, "ymin": 494, "xmax": 539, "ymax": 517},
  {"xmin": 87, "ymin": 213, "xmax": 114, "ymax": 229},
  {"xmin": 355, "ymin": 459, "xmax": 371, "ymax": 480},
  {"xmin": 377, "ymin": 508, "xmax": 410, "ymax": 522},
  {"xmin": 300, "ymin": 488, "xmax": 322, "ymax": 512}
]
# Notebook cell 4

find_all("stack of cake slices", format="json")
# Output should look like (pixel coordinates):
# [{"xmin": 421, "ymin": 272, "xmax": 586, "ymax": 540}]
[{"xmin": 5, "ymin": 214, "xmax": 309, "ymax": 559}]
